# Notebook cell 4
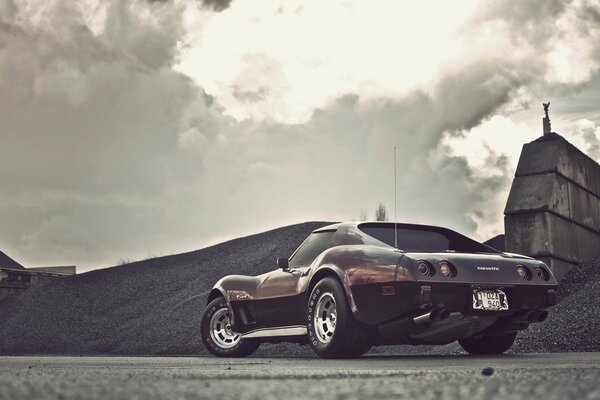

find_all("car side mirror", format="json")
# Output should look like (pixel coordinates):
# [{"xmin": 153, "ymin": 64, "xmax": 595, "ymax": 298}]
[{"xmin": 277, "ymin": 258, "xmax": 289, "ymax": 270}]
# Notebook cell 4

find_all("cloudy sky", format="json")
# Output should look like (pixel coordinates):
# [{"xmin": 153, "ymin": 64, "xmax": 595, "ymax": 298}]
[{"xmin": 1, "ymin": 0, "xmax": 600, "ymax": 272}]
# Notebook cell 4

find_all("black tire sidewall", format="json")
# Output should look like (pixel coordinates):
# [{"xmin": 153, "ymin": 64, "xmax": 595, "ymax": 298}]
[
  {"xmin": 459, "ymin": 331, "xmax": 517, "ymax": 355},
  {"xmin": 307, "ymin": 277, "xmax": 351, "ymax": 356},
  {"xmin": 201, "ymin": 298, "xmax": 255, "ymax": 357}
]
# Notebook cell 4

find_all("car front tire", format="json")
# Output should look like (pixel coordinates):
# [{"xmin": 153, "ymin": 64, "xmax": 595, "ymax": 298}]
[
  {"xmin": 307, "ymin": 277, "xmax": 371, "ymax": 358},
  {"xmin": 458, "ymin": 331, "xmax": 517, "ymax": 355},
  {"xmin": 201, "ymin": 297, "xmax": 259, "ymax": 357}
]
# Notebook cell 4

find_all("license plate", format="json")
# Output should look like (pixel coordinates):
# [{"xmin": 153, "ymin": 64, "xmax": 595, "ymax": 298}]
[{"xmin": 472, "ymin": 289, "xmax": 509, "ymax": 311}]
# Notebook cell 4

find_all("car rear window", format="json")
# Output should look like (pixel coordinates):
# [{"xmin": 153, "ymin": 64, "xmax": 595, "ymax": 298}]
[{"xmin": 359, "ymin": 224, "xmax": 494, "ymax": 253}]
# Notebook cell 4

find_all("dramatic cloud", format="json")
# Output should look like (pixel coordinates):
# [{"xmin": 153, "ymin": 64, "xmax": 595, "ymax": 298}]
[
  {"xmin": 0, "ymin": 0, "xmax": 599, "ymax": 271},
  {"xmin": 0, "ymin": 0, "xmax": 202, "ymax": 267},
  {"xmin": 202, "ymin": 0, "xmax": 231, "ymax": 12},
  {"xmin": 563, "ymin": 119, "xmax": 600, "ymax": 159}
]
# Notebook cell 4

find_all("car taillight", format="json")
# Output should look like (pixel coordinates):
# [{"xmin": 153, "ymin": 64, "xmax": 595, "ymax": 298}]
[
  {"xmin": 516, "ymin": 265, "xmax": 531, "ymax": 280},
  {"xmin": 535, "ymin": 266, "xmax": 549, "ymax": 281},
  {"xmin": 439, "ymin": 261, "xmax": 456, "ymax": 277},
  {"xmin": 417, "ymin": 261, "xmax": 433, "ymax": 276}
]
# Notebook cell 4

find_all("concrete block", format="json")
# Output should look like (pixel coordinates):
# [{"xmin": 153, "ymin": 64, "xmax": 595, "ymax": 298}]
[
  {"xmin": 585, "ymin": 156, "xmax": 600, "ymax": 198},
  {"xmin": 597, "ymin": 196, "xmax": 600, "ymax": 232},
  {"xmin": 515, "ymin": 135, "xmax": 591, "ymax": 189},
  {"xmin": 563, "ymin": 139, "xmax": 589, "ymax": 188},
  {"xmin": 504, "ymin": 173, "xmax": 569, "ymax": 218},
  {"xmin": 593, "ymin": 194, "xmax": 600, "ymax": 233},
  {"xmin": 579, "ymin": 228, "xmax": 600, "ymax": 262},
  {"xmin": 538, "ymin": 256, "xmax": 575, "ymax": 282},
  {"xmin": 568, "ymin": 182, "xmax": 600, "ymax": 233},
  {"xmin": 589, "ymin": 193, "xmax": 600, "ymax": 233},
  {"xmin": 548, "ymin": 213, "xmax": 582, "ymax": 263},
  {"xmin": 515, "ymin": 140, "xmax": 562, "ymax": 177},
  {"xmin": 505, "ymin": 213, "xmax": 549, "ymax": 257},
  {"xmin": 505, "ymin": 212, "xmax": 581, "ymax": 263}
]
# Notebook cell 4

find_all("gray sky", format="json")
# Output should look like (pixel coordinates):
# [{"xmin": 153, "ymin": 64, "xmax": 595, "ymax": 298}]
[{"xmin": 1, "ymin": 0, "xmax": 600, "ymax": 272}]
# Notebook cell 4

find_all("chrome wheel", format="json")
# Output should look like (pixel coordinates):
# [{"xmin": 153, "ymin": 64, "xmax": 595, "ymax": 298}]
[
  {"xmin": 314, "ymin": 292, "xmax": 337, "ymax": 344},
  {"xmin": 209, "ymin": 307, "xmax": 240, "ymax": 349}
]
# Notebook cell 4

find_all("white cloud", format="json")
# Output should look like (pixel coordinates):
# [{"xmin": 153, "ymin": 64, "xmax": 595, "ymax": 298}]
[
  {"xmin": 437, "ymin": 116, "xmax": 539, "ymax": 239},
  {"xmin": 544, "ymin": 0, "xmax": 600, "ymax": 84},
  {"xmin": 440, "ymin": 115, "xmax": 537, "ymax": 177},
  {"xmin": 2, "ymin": 0, "xmax": 600, "ymax": 271},
  {"xmin": 563, "ymin": 118, "xmax": 600, "ymax": 161},
  {"xmin": 176, "ymin": 0, "xmax": 480, "ymax": 123}
]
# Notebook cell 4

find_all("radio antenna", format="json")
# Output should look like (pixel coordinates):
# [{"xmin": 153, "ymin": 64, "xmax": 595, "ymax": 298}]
[{"xmin": 394, "ymin": 146, "xmax": 398, "ymax": 249}]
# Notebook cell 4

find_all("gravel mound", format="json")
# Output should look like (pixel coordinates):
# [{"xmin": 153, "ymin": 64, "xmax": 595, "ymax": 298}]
[
  {"xmin": 0, "ymin": 222, "xmax": 332, "ymax": 355},
  {"xmin": 556, "ymin": 256, "xmax": 600, "ymax": 300},
  {"xmin": 0, "ymin": 223, "xmax": 597, "ymax": 356},
  {"xmin": 512, "ymin": 254, "xmax": 600, "ymax": 353},
  {"xmin": 483, "ymin": 234, "xmax": 505, "ymax": 252}
]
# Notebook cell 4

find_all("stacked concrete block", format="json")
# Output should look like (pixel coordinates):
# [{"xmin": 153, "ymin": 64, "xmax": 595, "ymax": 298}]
[{"xmin": 504, "ymin": 133, "xmax": 600, "ymax": 281}]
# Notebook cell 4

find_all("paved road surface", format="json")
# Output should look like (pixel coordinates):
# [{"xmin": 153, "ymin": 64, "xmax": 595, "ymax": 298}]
[{"xmin": 1, "ymin": 353, "xmax": 599, "ymax": 400}]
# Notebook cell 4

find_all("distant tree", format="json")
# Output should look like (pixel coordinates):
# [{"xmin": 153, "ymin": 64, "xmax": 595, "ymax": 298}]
[
  {"xmin": 359, "ymin": 208, "xmax": 367, "ymax": 221},
  {"xmin": 375, "ymin": 202, "xmax": 388, "ymax": 221}
]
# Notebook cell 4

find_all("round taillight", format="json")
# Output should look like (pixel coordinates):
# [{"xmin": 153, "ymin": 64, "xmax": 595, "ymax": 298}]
[
  {"xmin": 517, "ymin": 265, "xmax": 530, "ymax": 280},
  {"xmin": 535, "ymin": 267, "xmax": 543, "ymax": 278},
  {"xmin": 417, "ymin": 261, "xmax": 432, "ymax": 276},
  {"xmin": 439, "ymin": 261, "xmax": 456, "ymax": 277},
  {"xmin": 535, "ymin": 266, "xmax": 549, "ymax": 281}
]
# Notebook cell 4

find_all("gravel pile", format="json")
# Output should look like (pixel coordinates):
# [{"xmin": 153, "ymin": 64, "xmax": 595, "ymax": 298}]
[
  {"xmin": 0, "ymin": 222, "xmax": 332, "ymax": 355},
  {"xmin": 556, "ymin": 256, "xmax": 600, "ymax": 300},
  {"xmin": 512, "ymin": 254, "xmax": 600, "ymax": 353},
  {"xmin": 0, "ymin": 223, "xmax": 597, "ymax": 356}
]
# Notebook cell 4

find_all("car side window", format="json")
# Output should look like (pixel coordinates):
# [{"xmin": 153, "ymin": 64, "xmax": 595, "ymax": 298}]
[{"xmin": 288, "ymin": 231, "xmax": 335, "ymax": 268}]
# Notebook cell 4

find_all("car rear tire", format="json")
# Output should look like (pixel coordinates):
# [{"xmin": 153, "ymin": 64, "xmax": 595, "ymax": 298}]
[
  {"xmin": 458, "ymin": 331, "xmax": 517, "ymax": 355},
  {"xmin": 307, "ymin": 277, "xmax": 371, "ymax": 358},
  {"xmin": 201, "ymin": 297, "xmax": 259, "ymax": 357}
]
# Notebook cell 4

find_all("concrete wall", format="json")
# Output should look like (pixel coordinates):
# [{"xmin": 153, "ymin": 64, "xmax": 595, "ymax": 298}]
[{"xmin": 504, "ymin": 132, "xmax": 600, "ymax": 281}]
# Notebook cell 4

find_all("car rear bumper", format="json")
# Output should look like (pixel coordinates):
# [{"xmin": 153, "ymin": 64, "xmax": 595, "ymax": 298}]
[{"xmin": 350, "ymin": 281, "xmax": 557, "ymax": 326}]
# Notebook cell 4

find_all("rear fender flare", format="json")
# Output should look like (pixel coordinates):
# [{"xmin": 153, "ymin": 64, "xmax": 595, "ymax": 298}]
[
  {"xmin": 307, "ymin": 265, "xmax": 358, "ymax": 313},
  {"xmin": 207, "ymin": 288, "xmax": 227, "ymax": 305}
]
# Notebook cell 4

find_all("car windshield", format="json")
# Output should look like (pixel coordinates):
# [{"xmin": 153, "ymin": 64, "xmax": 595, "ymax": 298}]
[
  {"xmin": 289, "ymin": 231, "xmax": 335, "ymax": 267},
  {"xmin": 358, "ymin": 223, "xmax": 496, "ymax": 253}
]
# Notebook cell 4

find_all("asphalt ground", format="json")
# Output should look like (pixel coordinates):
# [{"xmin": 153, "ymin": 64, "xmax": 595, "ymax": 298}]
[{"xmin": 1, "ymin": 353, "xmax": 599, "ymax": 400}]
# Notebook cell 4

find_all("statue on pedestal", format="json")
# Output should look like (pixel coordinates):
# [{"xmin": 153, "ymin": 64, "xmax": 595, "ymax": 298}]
[{"xmin": 543, "ymin": 102, "xmax": 552, "ymax": 135}]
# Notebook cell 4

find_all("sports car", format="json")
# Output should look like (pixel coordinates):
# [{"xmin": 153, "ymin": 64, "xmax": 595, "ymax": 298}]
[{"xmin": 200, "ymin": 222, "xmax": 557, "ymax": 358}]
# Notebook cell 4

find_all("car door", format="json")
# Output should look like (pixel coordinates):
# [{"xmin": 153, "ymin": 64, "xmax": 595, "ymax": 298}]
[{"xmin": 254, "ymin": 230, "xmax": 336, "ymax": 329}]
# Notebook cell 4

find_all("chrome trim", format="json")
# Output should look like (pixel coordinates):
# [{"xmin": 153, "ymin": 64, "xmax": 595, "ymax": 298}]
[
  {"xmin": 241, "ymin": 326, "xmax": 308, "ymax": 339},
  {"xmin": 209, "ymin": 308, "xmax": 240, "ymax": 348},
  {"xmin": 313, "ymin": 292, "xmax": 337, "ymax": 344}
]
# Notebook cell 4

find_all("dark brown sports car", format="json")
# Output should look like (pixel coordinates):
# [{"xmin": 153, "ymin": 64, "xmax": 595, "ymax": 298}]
[{"xmin": 200, "ymin": 222, "xmax": 557, "ymax": 358}]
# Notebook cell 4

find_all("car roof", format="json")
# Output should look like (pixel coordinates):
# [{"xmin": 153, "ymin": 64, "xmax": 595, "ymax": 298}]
[
  {"xmin": 312, "ymin": 221, "xmax": 500, "ymax": 254},
  {"xmin": 312, "ymin": 221, "xmax": 448, "ymax": 233},
  {"xmin": 312, "ymin": 223, "xmax": 344, "ymax": 232}
]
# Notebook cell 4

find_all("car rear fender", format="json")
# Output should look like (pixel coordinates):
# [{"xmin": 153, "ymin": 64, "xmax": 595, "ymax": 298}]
[
  {"xmin": 307, "ymin": 264, "xmax": 358, "ymax": 313},
  {"xmin": 207, "ymin": 288, "xmax": 227, "ymax": 305}
]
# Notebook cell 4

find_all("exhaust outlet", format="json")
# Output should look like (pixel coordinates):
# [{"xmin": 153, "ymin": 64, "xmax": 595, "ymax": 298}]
[
  {"xmin": 413, "ymin": 311, "xmax": 434, "ymax": 325},
  {"xmin": 412, "ymin": 308, "xmax": 449, "ymax": 326}
]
